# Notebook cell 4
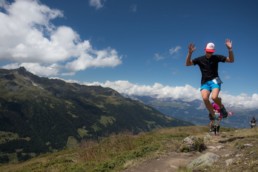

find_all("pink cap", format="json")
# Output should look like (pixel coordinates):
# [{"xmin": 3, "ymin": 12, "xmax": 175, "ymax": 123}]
[{"xmin": 205, "ymin": 42, "xmax": 215, "ymax": 53}]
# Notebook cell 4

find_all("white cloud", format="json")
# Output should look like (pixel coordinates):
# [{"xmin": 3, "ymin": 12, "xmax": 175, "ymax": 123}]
[
  {"xmin": 130, "ymin": 4, "xmax": 138, "ymax": 13},
  {"xmin": 85, "ymin": 80, "xmax": 201, "ymax": 101},
  {"xmin": 84, "ymin": 80, "xmax": 258, "ymax": 110},
  {"xmin": 3, "ymin": 62, "xmax": 59, "ymax": 76},
  {"xmin": 169, "ymin": 46, "xmax": 181, "ymax": 55},
  {"xmin": 66, "ymin": 48, "xmax": 121, "ymax": 72},
  {"xmin": 0, "ymin": 0, "xmax": 8, "ymax": 8},
  {"xmin": 154, "ymin": 45, "xmax": 181, "ymax": 61},
  {"xmin": 223, "ymin": 93, "xmax": 258, "ymax": 110},
  {"xmin": 89, "ymin": 0, "xmax": 105, "ymax": 9},
  {"xmin": 154, "ymin": 53, "xmax": 165, "ymax": 61},
  {"xmin": 0, "ymin": 0, "xmax": 121, "ymax": 76}
]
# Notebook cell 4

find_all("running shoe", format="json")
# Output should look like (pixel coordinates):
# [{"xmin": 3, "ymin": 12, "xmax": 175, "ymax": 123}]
[{"xmin": 220, "ymin": 106, "xmax": 228, "ymax": 118}]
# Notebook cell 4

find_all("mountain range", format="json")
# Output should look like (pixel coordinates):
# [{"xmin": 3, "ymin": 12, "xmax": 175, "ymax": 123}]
[
  {"xmin": 127, "ymin": 95, "xmax": 258, "ymax": 129},
  {"xmin": 0, "ymin": 67, "xmax": 191, "ymax": 163}
]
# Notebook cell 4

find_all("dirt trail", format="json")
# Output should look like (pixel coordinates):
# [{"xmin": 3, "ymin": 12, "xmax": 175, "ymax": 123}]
[
  {"xmin": 122, "ymin": 134, "xmax": 228, "ymax": 172},
  {"xmin": 122, "ymin": 152, "xmax": 199, "ymax": 172}
]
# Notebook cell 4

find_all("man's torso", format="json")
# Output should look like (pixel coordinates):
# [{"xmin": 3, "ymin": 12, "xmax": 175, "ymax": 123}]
[{"xmin": 192, "ymin": 55, "xmax": 226, "ymax": 84}]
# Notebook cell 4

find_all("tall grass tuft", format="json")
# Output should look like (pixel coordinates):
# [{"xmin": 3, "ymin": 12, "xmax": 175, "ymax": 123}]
[{"xmin": 79, "ymin": 132, "xmax": 135, "ymax": 162}]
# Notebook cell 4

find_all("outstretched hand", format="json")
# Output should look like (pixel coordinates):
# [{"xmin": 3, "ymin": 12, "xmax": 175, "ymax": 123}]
[
  {"xmin": 225, "ymin": 39, "xmax": 232, "ymax": 50},
  {"xmin": 188, "ymin": 43, "xmax": 196, "ymax": 53}
]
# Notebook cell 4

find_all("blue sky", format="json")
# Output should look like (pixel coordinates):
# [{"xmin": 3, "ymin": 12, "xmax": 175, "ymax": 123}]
[{"xmin": 0, "ymin": 0, "xmax": 258, "ymax": 109}]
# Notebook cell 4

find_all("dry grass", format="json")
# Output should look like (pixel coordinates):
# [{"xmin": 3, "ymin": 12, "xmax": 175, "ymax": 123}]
[
  {"xmin": 4, "ymin": 126, "xmax": 256, "ymax": 172},
  {"xmin": 1, "ymin": 126, "xmax": 205, "ymax": 172}
]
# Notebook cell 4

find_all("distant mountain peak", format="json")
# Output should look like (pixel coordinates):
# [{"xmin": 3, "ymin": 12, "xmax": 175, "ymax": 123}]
[{"xmin": 17, "ymin": 66, "xmax": 27, "ymax": 73}]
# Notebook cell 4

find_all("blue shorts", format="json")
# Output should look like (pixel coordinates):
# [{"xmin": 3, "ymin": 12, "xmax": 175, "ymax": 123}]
[{"xmin": 200, "ymin": 80, "xmax": 221, "ymax": 92}]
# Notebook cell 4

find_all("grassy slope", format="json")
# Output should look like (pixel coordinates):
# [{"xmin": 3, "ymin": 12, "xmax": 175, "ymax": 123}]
[
  {"xmin": 1, "ymin": 126, "xmax": 258, "ymax": 172},
  {"xmin": 0, "ymin": 126, "xmax": 206, "ymax": 172}
]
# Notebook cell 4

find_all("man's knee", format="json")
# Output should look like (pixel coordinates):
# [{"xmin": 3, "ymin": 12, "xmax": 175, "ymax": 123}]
[
  {"xmin": 211, "ymin": 96, "xmax": 221, "ymax": 102},
  {"xmin": 202, "ymin": 96, "xmax": 210, "ymax": 102},
  {"xmin": 211, "ymin": 97, "xmax": 218, "ymax": 102}
]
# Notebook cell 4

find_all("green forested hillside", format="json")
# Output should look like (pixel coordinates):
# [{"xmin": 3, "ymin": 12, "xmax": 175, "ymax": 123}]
[{"xmin": 0, "ymin": 67, "xmax": 191, "ymax": 163}]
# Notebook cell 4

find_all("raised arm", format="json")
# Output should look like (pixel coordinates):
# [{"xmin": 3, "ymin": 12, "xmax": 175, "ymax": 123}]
[
  {"xmin": 185, "ymin": 43, "xmax": 195, "ymax": 66},
  {"xmin": 225, "ymin": 39, "xmax": 234, "ymax": 63}
]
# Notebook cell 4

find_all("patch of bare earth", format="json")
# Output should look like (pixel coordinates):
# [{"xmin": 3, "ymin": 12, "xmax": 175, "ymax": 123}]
[
  {"xmin": 122, "ymin": 151, "xmax": 199, "ymax": 172},
  {"xmin": 121, "ymin": 132, "xmax": 236, "ymax": 172}
]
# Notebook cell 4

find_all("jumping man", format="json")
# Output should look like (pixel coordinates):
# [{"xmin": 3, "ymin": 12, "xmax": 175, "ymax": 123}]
[{"xmin": 185, "ymin": 39, "xmax": 234, "ymax": 119}]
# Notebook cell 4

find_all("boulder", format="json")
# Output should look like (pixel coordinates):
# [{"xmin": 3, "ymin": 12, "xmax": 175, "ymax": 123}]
[
  {"xmin": 187, "ymin": 152, "xmax": 220, "ymax": 169},
  {"xmin": 180, "ymin": 136, "xmax": 206, "ymax": 152}
]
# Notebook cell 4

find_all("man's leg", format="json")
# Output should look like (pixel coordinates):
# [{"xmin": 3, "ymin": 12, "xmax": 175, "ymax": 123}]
[
  {"xmin": 211, "ymin": 88, "xmax": 228, "ymax": 118},
  {"xmin": 209, "ymin": 120, "xmax": 214, "ymax": 132},
  {"xmin": 211, "ymin": 88, "xmax": 222, "ymax": 107},
  {"xmin": 217, "ymin": 125, "xmax": 220, "ymax": 135},
  {"xmin": 201, "ymin": 89, "xmax": 214, "ymax": 116}
]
